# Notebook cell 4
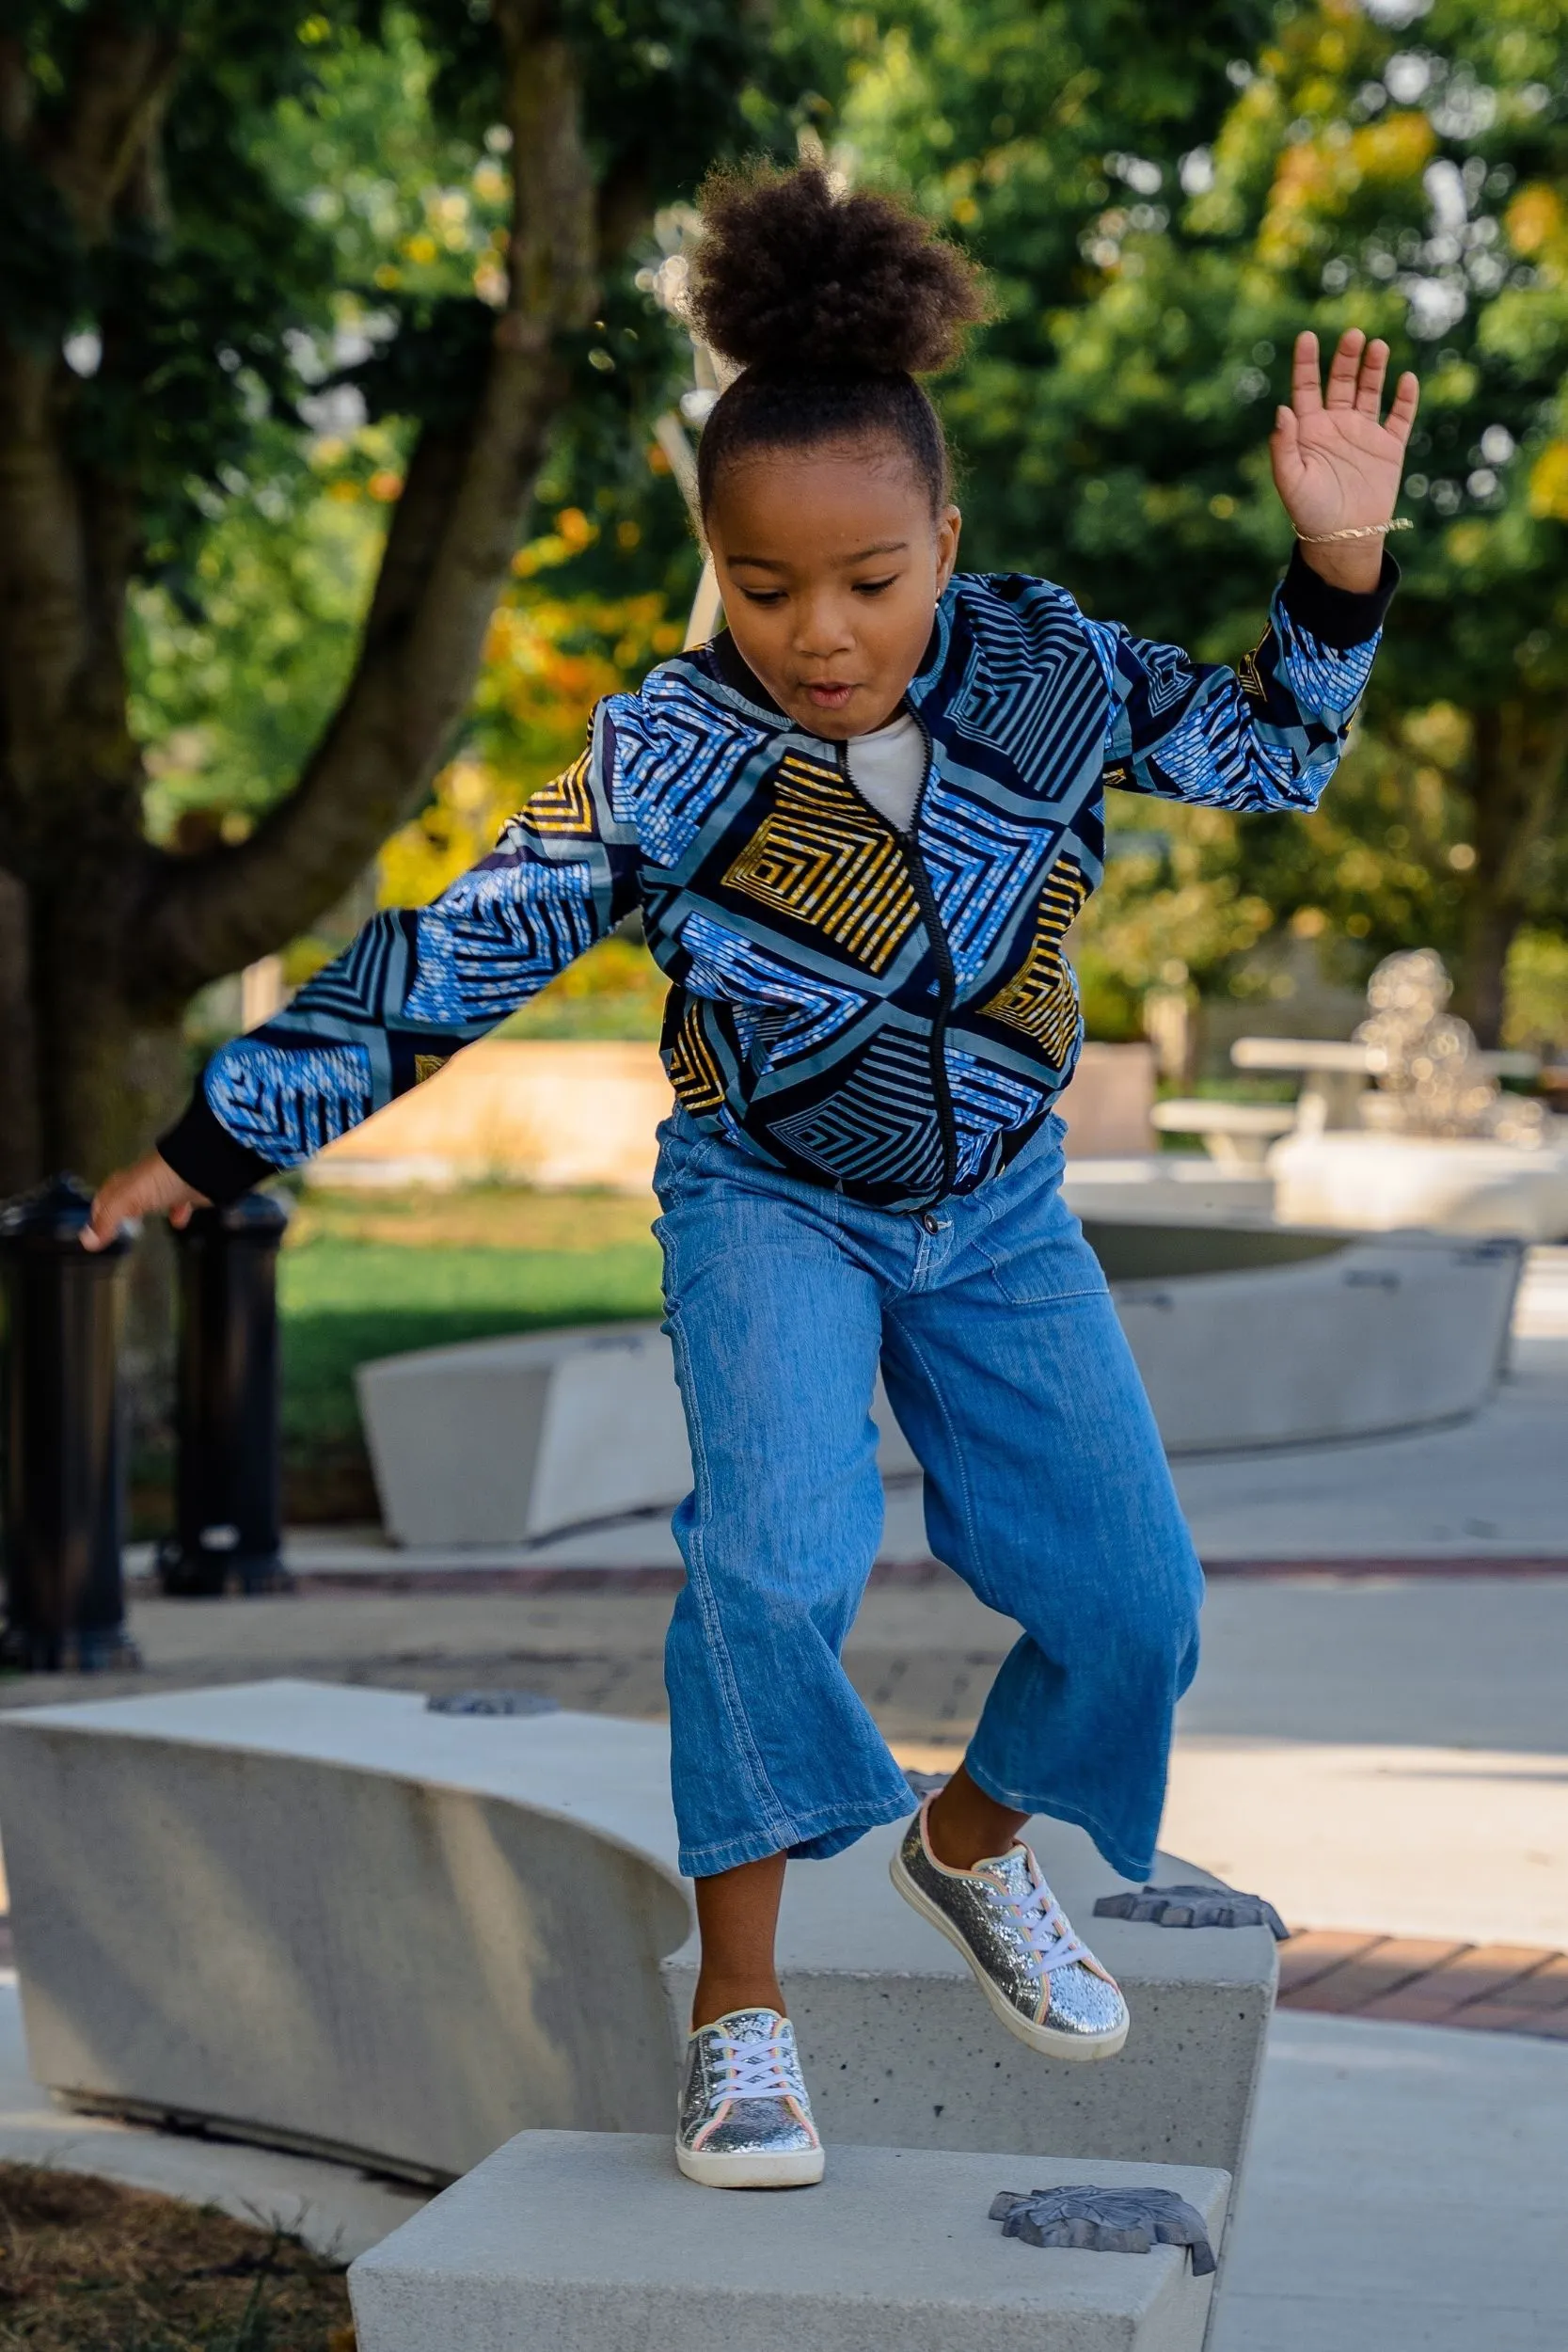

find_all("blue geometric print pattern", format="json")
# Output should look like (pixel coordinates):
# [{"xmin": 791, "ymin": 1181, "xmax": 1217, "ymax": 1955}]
[
  {"xmin": 198, "ymin": 563, "xmax": 1386, "ymax": 1212},
  {"xmin": 677, "ymin": 910, "xmax": 870, "ymax": 1064},
  {"xmin": 610, "ymin": 673, "xmax": 770, "ymax": 866},
  {"xmin": 1275, "ymin": 605, "xmax": 1377, "ymax": 718},
  {"xmin": 1134, "ymin": 693, "xmax": 1304, "ymax": 811},
  {"xmin": 770, "ymin": 1028, "xmax": 944, "ymax": 1192},
  {"xmin": 916, "ymin": 776, "xmax": 1056, "ymax": 986},
  {"xmin": 205, "ymin": 1041, "xmax": 371, "ymax": 1168},
  {"xmin": 404, "ymin": 860, "xmax": 597, "ymax": 1025},
  {"xmin": 287, "ymin": 910, "xmax": 405, "ymax": 1025},
  {"xmin": 949, "ymin": 580, "xmax": 1109, "ymax": 795},
  {"xmin": 945, "ymin": 1050, "xmax": 1052, "ymax": 1186}
]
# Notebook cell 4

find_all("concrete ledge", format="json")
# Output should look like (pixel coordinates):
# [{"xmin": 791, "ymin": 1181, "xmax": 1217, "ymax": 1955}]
[
  {"xmin": 1271, "ymin": 1129, "xmax": 1568, "ymax": 1241},
  {"xmin": 667, "ymin": 1816, "xmax": 1275, "ymax": 2177},
  {"xmin": 1103, "ymin": 1227, "xmax": 1521, "ymax": 1452},
  {"xmin": 0, "ymin": 1686, "xmax": 1275, "ymax": 2201},
  {"xmin": 0, "ymin": 1684, "xmax": 690, "ymax": 2180},
  {"xmin": 348, "ymin": 2132, "xmax": 1230, "ymax": 2352}
]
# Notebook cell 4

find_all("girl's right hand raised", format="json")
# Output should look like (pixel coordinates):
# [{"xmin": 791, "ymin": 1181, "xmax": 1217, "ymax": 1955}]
[{"xmin": 82, "ymin": 1152, "xmax": 210, "ymax": 1250}]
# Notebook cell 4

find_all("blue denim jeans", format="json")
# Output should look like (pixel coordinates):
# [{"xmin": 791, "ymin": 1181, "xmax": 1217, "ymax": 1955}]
[{"xmin": 654, "ymin": 1107, "xmax": 1203, "ymax": 1884}]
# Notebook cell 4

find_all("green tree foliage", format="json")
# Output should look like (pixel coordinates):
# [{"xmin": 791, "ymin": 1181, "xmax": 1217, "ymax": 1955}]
[
  {"xmin": 0, "ymin": 0, "xmax": 825, "ymax": 1193},
  {"xmin": 846, "ymin": 0, "xmax": 1568, "ymax": 1043}
]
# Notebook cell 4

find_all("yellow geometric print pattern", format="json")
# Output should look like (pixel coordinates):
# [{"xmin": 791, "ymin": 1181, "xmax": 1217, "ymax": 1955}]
[
  {"xmin": 976, "ymin": 853, "xmax": 1089, "ymax": 1064},
  {"xmin": 722, "ymin": 752, "xmax": 920, "ymax": 975},
  {"xmin": 521, "ymin": 753, "xmax": 596, "ymax": 837},
  {"xmin": 1236, "ymin": 632, "xmax": 1269, "ymax": 709},
  {"xmin": 666, "ymin": 996, "xmax": 727, "ymax": 1117}
]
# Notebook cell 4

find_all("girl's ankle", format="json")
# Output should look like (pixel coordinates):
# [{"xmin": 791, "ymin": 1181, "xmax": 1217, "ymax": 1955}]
[
  {"xmin": 691, "ymin": 1977, "xmax": 787, "ymax": 2031},
  {"xmin": 925, "ymin": 1771, "xmax": 1029, "ymax": 1873}
]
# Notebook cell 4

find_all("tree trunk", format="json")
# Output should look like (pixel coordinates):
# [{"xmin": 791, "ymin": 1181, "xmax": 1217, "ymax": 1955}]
[
  {"xmin": 1451, "ymin": 701, "xmax": 1568, "ymax": 1047},
  {"xmin": 2, "ymin": 5, "xmax": 602, "ymax": 1196},
  {"xmin": 0, "ymin": 868, "xmax": 40, "ymax": 1195}
]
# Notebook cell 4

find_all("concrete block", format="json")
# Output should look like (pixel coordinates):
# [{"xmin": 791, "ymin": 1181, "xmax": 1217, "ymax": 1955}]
[
  {"xmin": 356, "ymin": 1321, "xmax": 916, "ymax": 1548},
  {"xmin": 665, "ymin": 1816, "xmax": 1276, "ymax": 2179},
  {"xmin": 0, "ymin": 1686, "xmax": 1275, "ymax": 2200},
  {"xmin": 1090, "ymin": 1224, "xmax": 1521, "ymax": 1452},
  {"xmin": 348, "ymin": 2132, "xmax": 1230, "ymax": 2352},
  {"xmin": 1270, "ymin": 1128, "xmax": 1568, "ymax": 1241},
  {"xmin": 0, "ymin": 1684, "xmax": 689, "ymax": 2181}
]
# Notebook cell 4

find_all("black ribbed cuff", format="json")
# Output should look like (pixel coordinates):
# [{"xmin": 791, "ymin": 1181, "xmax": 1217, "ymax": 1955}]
[
  {"xmin": 158, "ymin": 1085, "xmax": 282, "ymax": 1206},
  {"xmin": 1278, "ymin": 545, "xmax": 1400, "ymax": 648}
]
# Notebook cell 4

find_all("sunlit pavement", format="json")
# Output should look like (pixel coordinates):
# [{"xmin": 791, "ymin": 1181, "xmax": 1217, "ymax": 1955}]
[{"xmin": 0, "ymin": 1255, "xmax": 1560, "ymax": 2337}]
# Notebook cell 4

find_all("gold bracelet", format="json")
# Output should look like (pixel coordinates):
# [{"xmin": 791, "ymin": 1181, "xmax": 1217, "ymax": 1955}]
[{"xmin": 1295, "ymin": 518, "xmax": 1414, "ymax": 545}]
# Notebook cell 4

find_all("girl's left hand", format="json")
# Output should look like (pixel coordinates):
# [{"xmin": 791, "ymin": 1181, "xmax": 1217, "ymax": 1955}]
[{"xmin": 1270, "ymin": 328, "xmax": 1419, "ymax": 591}]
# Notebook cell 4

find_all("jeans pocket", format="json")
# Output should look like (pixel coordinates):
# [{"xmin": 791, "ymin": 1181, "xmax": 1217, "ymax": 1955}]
[
  {"xmin": 979, "ymin": 1137, "xmax": 1107, "ymax": 1307},
  {"xmin": 654, "ymin": 1116, "xmax": 720, "ymax": 1214}
]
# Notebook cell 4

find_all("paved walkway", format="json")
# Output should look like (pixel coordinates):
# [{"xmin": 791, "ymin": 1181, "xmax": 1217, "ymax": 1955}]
[
  {"xmin": 1212, "ymin": 2011, "xmax": 1568, "ymax": 2352},
  {"xmin": 26, "ymin": 1564, "xmax": 1567, "ymax": 1952}
]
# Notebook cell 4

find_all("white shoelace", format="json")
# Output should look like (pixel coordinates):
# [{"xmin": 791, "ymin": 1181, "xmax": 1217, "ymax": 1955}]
[
  {"xmin": 995, "ymin": 1860, "xmax": 1090, "ymax": 1976},
  {"xmin": 713, "ymin": 2033, "xmax": 795, "ymax": 2101}
]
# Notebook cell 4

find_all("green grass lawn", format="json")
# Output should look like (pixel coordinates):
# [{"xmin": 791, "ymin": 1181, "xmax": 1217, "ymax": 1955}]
[
  {"xmin": 248, "ymin": 1184, "xmax": 663, "ymax": 1519},
  {"xmin": 280, "ymin": 1232, "xmax": 663, "ymax": 1460}
]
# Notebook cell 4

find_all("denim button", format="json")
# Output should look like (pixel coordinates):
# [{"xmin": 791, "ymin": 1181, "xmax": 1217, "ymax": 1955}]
[{"xmin": 920, "ymin": 1211, "xmax": 941, "ymax": 1233}]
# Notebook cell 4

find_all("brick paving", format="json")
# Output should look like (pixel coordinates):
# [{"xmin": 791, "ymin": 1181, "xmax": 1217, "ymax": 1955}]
[{"xmin": 1278, "ymin": 1929, "xmax": 1568, "ymax": 2040}]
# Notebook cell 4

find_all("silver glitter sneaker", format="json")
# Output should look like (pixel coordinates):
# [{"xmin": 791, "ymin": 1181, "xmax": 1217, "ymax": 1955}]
[
  {"xmin": 675, "ymin": 2007, "xmax": 825, "ymax": 2189},
  {"xmin": 890, "ymin": 1800, "xmax": 1130, "ymax": 2060}
]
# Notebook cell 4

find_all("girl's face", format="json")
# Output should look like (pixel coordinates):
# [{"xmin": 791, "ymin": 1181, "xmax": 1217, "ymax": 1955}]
[{"xmin": 705, "ymin": 436, "xmax": 961, "ymax": 739}]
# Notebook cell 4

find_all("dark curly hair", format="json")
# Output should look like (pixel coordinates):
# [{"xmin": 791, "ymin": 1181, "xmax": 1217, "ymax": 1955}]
[{"xmin": 688, "ymin": 162, "xmax": 990, "ymax": 518}]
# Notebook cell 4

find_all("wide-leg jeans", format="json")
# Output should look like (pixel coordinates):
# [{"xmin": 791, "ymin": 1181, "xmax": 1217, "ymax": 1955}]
[{"xmin": 654, "ymin": 1107, "xmax": 1203, "ymax": 1883}]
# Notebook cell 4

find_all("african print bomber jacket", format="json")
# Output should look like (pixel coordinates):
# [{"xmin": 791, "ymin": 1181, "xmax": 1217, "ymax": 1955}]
[{"xmin": 160, "ymin": 548, "xmax": 1395, "ymax": 1216}]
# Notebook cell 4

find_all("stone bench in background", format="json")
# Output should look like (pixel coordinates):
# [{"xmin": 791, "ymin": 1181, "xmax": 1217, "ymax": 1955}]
[
  {"xmin": 1270, "ymin": 1128, "xmax": 1568, "ymax": 1242},
  {"xmin": 356, "ymin": 1324, "xmax": 917, "ymax": 1549},
  {"xmin": 356, "ymin": 1228, "xmax": 1522, "ymax": 1545},
  {"xmin": 348, "ymin": 2132, "xmax": 1230, "ymax": 2352}
]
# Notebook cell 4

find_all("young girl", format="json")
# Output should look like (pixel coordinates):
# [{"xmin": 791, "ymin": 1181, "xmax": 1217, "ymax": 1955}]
[{"xmin": 89, "ymin": 165, "xmax": 1417, "ymax": 2191}]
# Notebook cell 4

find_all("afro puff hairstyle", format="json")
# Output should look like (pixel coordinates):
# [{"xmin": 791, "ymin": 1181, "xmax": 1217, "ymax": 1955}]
[{"xmin": 688, "ymin": 162, "xmax": 990, "ymax": 518}]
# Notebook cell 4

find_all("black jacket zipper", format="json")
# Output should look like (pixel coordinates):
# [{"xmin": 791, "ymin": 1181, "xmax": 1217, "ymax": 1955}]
[{"xmin": 838, "ymin": 714, "xmax": 958, "ymax": 1205}]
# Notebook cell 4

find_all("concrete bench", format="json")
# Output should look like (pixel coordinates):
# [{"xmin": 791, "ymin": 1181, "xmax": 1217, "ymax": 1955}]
[
  {"xmin": 0, "ymin": 1683, "xmax": 1274, "ymax": 2192},
  {"xmin": 356, "ymin": 1322, "xmax": 918, "ymax": 1548},
  {"xmin": 1149, "ymin": 1101, "xmax": 1297, "ymax": 1166},
  {"xmin": 1062, "ymin": 1157, "xmax": 1277, "ymax": 1222},
  {"xmin": 356, "ymin": 1226, "xmax": 1523, "ymax": 1541},
  {"xmin": 348, "ymin": 2131, "xmax": 1230, "ymax": 2352},
  {"xmin": 1087, "ymin": 1223, "xmax": 1521, "ymax": 1452},
  {"xmin": 1270, "ymin": 1128, "xmax": 1568, "ymax": 1243}
]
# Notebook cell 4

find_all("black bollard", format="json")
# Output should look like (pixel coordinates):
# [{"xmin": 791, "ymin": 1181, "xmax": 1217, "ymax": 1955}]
[
  {"xmin": 158, "ymin": 1194, "xmax": 292, "ymax": 1597},
  {"xmin": 0, "ymin": 1176, "xmax": 140, "ymax": 1671}
]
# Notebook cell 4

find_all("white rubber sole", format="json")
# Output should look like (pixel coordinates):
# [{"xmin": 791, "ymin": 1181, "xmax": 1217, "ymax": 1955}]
[
  {"xmin": 675, "ymin": 2139, "xmax": 826, "ymax": 2189},
  {"xmin": 889, "ymin": 1846, "xmax": 1130, "ymax": 2062}
]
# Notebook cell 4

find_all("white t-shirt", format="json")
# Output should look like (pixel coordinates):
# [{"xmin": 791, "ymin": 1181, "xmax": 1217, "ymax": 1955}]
[{"xmin": 844, "ymin": 709, "xmax": 926, "ymax": 833}]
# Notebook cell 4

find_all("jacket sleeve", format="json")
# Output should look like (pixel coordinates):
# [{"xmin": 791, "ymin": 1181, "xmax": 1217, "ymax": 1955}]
[
  {"xmin": 157, "ymin": 705, "xmax": 641, "ymax": 1202},
  {"xmin": 1080, "ymin": 548, "xmax": 1397, "ymax": 814}
]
